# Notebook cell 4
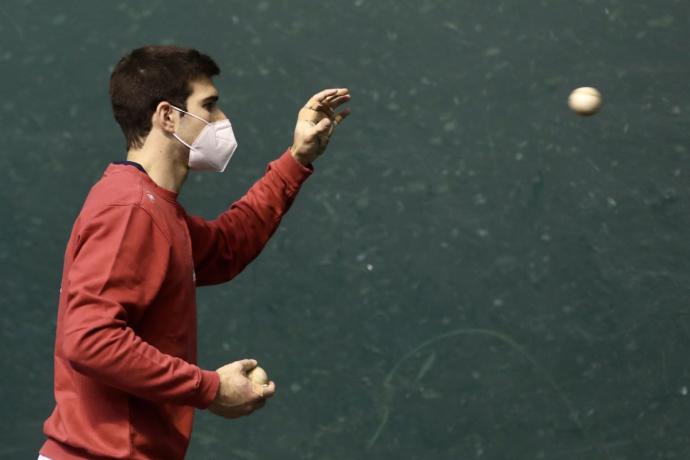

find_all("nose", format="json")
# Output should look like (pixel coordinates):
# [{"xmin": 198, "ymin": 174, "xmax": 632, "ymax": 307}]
[{"xmin": 214, "ymin": 109, "xmax": 228, "ymax": 122}]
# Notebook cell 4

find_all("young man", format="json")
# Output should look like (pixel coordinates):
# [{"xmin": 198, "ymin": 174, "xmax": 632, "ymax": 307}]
[{"xmin": 38, "ymin": 45, "xmax": 351, "ymax": 460}]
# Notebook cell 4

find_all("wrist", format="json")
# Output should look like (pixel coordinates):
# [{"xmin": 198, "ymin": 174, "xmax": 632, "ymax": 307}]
[
  {"xmin": 290, "ymin": 145, "xmax": 312, "ymax": 166},
  {"xmin": 197, "ymin": 369, "xmax": 221, "ymax": 409}
]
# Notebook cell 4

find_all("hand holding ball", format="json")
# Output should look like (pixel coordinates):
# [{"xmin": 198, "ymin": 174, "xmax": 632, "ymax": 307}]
[
  {"xmin": 247, "ymin": 366, "xmax": 269, "ymax": 385},
  {"xmin": 568, "ymin": 87, "xmax": 602, "ymax": 116}
]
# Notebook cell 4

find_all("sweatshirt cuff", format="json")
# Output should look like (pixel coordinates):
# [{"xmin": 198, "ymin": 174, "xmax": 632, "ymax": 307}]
[
  {"xmin": 195, "ymin": 369, "xmax": 220, "ymax": 409},
  {"xmin": 272, "ymin": 148, "xmax": 314, "ymax": 192}
]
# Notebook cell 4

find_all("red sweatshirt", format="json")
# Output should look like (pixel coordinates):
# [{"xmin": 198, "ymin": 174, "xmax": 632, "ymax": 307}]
[{"xmin": 40, "ymin": 150, "xmax": 312, "ymax": 460}]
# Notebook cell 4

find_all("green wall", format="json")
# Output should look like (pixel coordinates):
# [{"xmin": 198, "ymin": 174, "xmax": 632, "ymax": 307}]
[{"xmin": 1, "ymin": 1, "xmax": 689, "ymax": 458}]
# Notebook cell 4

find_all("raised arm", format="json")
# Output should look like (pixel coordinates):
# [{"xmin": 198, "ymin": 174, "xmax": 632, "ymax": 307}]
[
  {"xmin": 186, "ymin": 149, "xmax": 312, "ymax": 286},
  {"xmin": 188, "ymin": 87, "xmax": 352, "ymax": 286}
]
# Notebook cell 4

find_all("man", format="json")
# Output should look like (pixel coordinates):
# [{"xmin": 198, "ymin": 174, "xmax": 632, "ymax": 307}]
[{"xmin": 38, "ymin": 45, "xmax": 351, "ymax": 460}]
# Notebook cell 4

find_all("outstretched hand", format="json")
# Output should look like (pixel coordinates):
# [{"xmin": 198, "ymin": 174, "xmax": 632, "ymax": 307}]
[{"xmin": 290, "ymin": 88, "xmax": 351, "ymax": 166}]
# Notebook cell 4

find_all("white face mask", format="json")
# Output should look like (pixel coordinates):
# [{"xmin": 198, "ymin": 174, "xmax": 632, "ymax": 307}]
[{"xmin": 171, "ymin": 106, "xmax": 238, "ymax": 172}]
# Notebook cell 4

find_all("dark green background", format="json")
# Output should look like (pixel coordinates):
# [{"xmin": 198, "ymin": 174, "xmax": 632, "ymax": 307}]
[{"xmin": 1, "ymin": 1, "xmax": 689, "ymax": 459}]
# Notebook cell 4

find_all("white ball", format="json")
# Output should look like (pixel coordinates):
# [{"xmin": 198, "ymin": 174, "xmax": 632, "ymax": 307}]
[
  {"xmin": 568, "ymin": 87, "xmax": 602, "ymax": 116},
  {"xmin": 247, "ymin": 366, "xmax": 269, "ymax": 385}
]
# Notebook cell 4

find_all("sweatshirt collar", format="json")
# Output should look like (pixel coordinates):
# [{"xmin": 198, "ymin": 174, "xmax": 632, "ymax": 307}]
[
  {"xmin": 108, "ymin": 161, "xmax": 179, "ymax": 203},
  {"xmin": 112, "ymin": 160, "xmax": 147, "ymax": 174}
]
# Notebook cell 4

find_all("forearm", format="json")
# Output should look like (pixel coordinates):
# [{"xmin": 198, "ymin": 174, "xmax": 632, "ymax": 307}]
[
  {"xmin": 62, "ymin": 320, "xmax": 219, "ymax": 409},
  {"xmin": 191, "ymin": 149, "xmax": 312, "ymax": 285}
]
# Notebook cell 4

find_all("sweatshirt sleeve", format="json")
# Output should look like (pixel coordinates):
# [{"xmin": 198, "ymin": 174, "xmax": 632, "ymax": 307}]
[
  {"xmin": 60, "ymin": 204, "xmax": 219, "ymax": 409},
  {"xmin": 186, "ymin": 149, "xmax": 313, "ymax": 286}
]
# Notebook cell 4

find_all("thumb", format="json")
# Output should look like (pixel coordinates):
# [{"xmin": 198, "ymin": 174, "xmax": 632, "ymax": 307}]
[
  {"xmin": 251, "ymin": 381, "xmax": 276, "ymax": 398},
  {"xmin": 315, "ymin": 117, "xmax": 332, "ymax": 133},
  {"xmin": 236, "ymin": 359, "xmax": 258, "ymax": 373},
  {"xmin": 251, "ymin": 380, "xmax": 276, "ymax": 398}
]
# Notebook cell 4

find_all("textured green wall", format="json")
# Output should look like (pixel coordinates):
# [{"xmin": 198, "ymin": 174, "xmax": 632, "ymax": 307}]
[{"xmin": 1, "ymin": 1, "xmax": 689, "ymax": 458}]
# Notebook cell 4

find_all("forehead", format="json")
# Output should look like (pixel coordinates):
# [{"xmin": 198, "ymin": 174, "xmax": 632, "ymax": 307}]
[{"xmin": 188, "ymin": 78, "xmax": 218, "ymax": 102}]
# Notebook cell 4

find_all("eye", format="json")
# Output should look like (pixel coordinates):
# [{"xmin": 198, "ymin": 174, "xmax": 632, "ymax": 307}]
[{"xmin": 204, "ymin": 102, "xmax": 216, "ymax": 112}]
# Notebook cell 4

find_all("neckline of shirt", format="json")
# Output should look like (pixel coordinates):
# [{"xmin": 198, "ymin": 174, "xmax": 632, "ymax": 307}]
[{"xmin": 109, "ymin": 162, "xmax": 179, "ymax": 204}]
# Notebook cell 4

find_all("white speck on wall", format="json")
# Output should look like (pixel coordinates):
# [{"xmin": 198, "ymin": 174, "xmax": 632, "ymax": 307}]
[
  {"xmin": 484, "ymin": 47, "xmax": 501, "ymax": 57},
  {"xmin": 366, "ymin": 264, "xmax": 374, "ymax": 271},
  {"xmin": 680, "ymin": 386, "xmax": 688, "ymax": 396},
  {"xmin": 52, "ymin": 14, "xmax": 67, "ymax": 26},
  {"xmin": 474, "ymin": 194, "xmax": 487, "ymax": 205},
  {"xmin": 420, "ymin": 76, "xmax": 433, "ymax": 86}
]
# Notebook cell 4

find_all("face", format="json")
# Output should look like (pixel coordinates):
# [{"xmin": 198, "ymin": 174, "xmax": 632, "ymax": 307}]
[{"xmin": 174, "ymin": 77, "xmax": 228, "ymax": 145}]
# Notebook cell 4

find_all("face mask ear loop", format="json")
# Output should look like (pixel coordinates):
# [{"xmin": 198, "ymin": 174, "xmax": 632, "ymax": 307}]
[
  {"xmin": 170, "ymin": 105, "xmax": 210, "ymax": 124},
  {"xmin": 170, "ymin": 105, "xmax": 209, "ymax": 150},
  {"xmin": 172, "ymin": 132, "xmax": 194, "ymax": 150}
]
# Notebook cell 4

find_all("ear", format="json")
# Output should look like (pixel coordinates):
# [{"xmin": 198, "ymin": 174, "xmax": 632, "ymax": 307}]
[{"xmin": 152, "ymin": 101, "xmax": 177, "ymax": 134}]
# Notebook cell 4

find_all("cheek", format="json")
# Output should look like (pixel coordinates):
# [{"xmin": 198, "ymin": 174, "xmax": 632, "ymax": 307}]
[{"xmin": 178, "ymin": 121, "xmax": 205, "ymax": 144}]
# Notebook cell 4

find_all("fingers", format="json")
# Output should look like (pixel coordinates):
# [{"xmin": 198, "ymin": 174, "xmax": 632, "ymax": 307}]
[
  {"xmin": 307, "ymin": 88, "xmax": 338, "ymax": 108},
  {"xmin": 314, "ymin": 118, "xmax": 334, "ymax": 142},
  {"xmin": 315, "ymin": 117, "xmax": 332, "ymax": 131},
  {"xmin": 306, "ymin": 88, "xmax": 350, "ymax": 110},
  {"xmin": 333, "ymin": 107, "xmax": 352, "ymax": 126},
  {"xmin": 323, "ymin": 88, "xmax": 349, "ymax": 102},
  {"xmin": 301, "ymin": 88, "xmax": 350, "ymax": 130},
  {"xmin": 232, "ymin": 358, "xmax": 258, "ymax": 373},
  {"xmin": 209, "ymin": 380, "xmax": 275, "ymax": 419},
  {"xmin": 250, "ymin": 379, "xmax": 275, "ymax": 397},
  {"xmin": 211, "ymin": 400, "xmax": 264, "ymax": 419},
  {"xmin": 324, "ymin": 93, "xmax": 351, "ymax": 109},
  {"xmin": 261, "ymin": 380, "xmax": 276, "ymax": 399}
]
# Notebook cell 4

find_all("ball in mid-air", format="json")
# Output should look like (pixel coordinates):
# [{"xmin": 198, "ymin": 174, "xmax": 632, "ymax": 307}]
[
  {"xmin": 568, "ymin": 87, "xmax": 603, "ymax": 116},
  {"xmin": 247, "ymin": 366, "xmax": 269, "ymax": 385}
]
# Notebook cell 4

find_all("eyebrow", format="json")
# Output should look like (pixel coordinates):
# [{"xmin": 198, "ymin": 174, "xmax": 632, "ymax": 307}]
[{"xmin": 201, "ymin": 95, "xmax": 219, "ymax": 105}]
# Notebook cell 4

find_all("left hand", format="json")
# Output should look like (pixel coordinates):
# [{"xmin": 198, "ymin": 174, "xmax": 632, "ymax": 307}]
[{"xmin": 290, "ymin": 88, "xmax": 351, "ymax": 166}]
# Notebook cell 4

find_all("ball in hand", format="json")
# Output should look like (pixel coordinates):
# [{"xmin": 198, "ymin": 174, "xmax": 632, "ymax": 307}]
[
  {"xmin": 568, "ymin": 87, "xmax": 602, "ymax": 116},
  {"xmin": 247, "ymin": 366, "xmax": 269, "ymax": 385}
]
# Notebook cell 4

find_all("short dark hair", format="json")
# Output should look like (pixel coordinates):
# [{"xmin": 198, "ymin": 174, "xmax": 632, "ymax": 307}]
[{"xmin": 109, "ymin": 45, "xmax": 220, "ymax": 150}]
